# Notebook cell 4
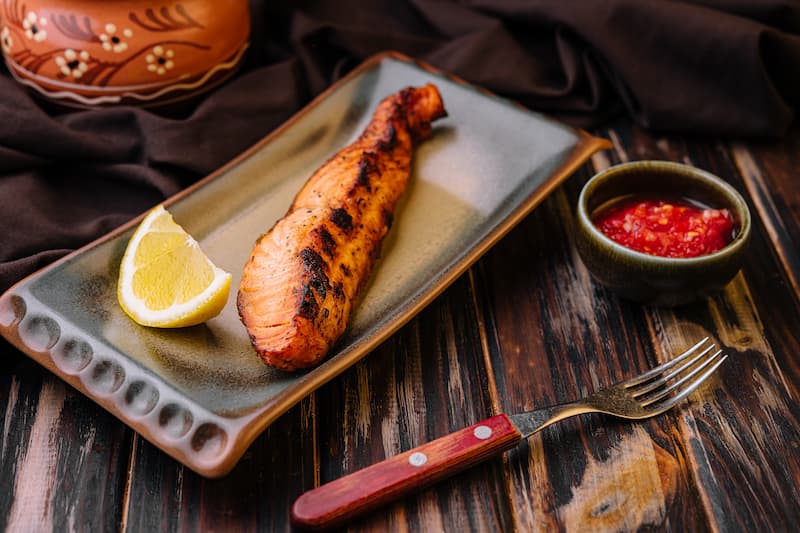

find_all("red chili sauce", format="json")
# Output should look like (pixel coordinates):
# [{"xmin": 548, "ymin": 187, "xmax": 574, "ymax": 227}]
[{"xmin": 592, "ymin": 197, "xmax": 735, "ymax": 258}]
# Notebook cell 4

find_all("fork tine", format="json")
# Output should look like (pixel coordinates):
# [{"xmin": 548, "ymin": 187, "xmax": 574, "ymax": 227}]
[
  {"xmin": 629, "ymin": 343, "xmax": 716, "ymax": 398},
  {"xmin": 639, "ymin": 349, "xmax": 722, "ymax": 406},
  {"xmin": 624, "ymin": 337, "xmax": 710, "ymax": 388},
  {"xmin": 643, "ymin": 353, "xmax": 728, "ymax": 411}
]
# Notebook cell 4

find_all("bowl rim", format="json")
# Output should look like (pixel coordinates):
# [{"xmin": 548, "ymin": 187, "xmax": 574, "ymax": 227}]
[{"xmin": 577, "ymin": 160, "xmax": 752, "ymax": 265}]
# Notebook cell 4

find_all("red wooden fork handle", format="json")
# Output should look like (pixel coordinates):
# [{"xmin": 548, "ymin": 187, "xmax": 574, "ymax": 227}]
[{"xmin": 291, "ymin": 414, "xmax": 522, "ymax": 530}]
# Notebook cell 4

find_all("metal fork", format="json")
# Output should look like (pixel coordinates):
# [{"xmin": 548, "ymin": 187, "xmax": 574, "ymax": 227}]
[
  {"xmin": 292, "ymin": 338, "xmax": 727, "ymax": 530},
  {"xmin": 509, "ymin": 336, "xmax": 727, "ymax": 436}
]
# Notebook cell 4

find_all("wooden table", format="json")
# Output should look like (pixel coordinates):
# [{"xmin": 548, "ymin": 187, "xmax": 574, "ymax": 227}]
[{"xmin": 2, "ymin": 118, "xmax": 799, "ymax": 532}]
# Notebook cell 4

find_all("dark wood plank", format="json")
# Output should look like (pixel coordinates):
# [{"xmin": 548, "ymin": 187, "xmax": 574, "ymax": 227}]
[
  {"xmin": 0, "ymin": 353, "xmax": 130, "ymax": 532},
  {"xmin": 312, "ymin": 276, "xmax": 514, "ymax": 531},
  {"xmin": 628, "ymin": 127, "xmax": 800, "ymax": 531},
  {"xmin": 121, "ymin": 397, "xmax": 316, "ymax": 532},
  {"xmin": 473, "ymin": 172, "xmax": 710, "ymax": 532},
  {"xmin": 601, "ymin": 125, "xmax": 800, "ymax": 531},
  {"xmin": 682, "ymin": 136, "xmax": 800, "ymax": 531},
  {"xmin": 469, "ymin": 120, "xmax": 800, "ymax": 532},
  {"xmin": 729, "ymin": 137, "xmax": 800, "ymax": 400}
]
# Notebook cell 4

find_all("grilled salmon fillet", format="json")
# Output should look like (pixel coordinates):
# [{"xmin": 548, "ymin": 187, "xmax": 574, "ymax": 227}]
[{"xmin": 238, "ymin": 84, "xmax": 447, "ymax": 370}]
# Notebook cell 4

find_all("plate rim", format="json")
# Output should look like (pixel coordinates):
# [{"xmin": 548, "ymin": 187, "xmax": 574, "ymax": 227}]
[{"xmin": 0, "ymin": 51, "xmax": 611, "ymax": 477}]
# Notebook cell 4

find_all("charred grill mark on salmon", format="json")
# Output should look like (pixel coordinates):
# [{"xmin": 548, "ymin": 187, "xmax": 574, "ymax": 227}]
[
  {"xmin": 377, "ymin": 123, "xmax": 397, "ymax": 152},
  {"xmin": 330, "ymin": 208, "xmax": 354, "ymax": 233},
  {"xmin": 382, "ymin": 208, "xmax": 394, "ymax": 230},
  {"xmin": 356, "ymin": 152, "xmax": 378, "ymax": 189},
  {"xmin": 238, "ymin": 84, "xmax": 447, "ymax": 370},
  {"xmin": 317, "ymin": 227, "xmax": 336, "ymax": 257}
]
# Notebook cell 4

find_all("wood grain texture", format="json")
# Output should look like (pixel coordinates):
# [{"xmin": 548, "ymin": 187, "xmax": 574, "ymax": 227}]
[
  {"xmin": 468, "ymin": 120, "xmax": 800, "ymax": 532},
  {"xmin": 472, "ymin": 180, "xmax": 709, "ymax": 532},
  {"xmin": 2, "ymin": 122, "xmax": 799, "ymax": 532},
  {"xmin": 0, "ymin": 357, "xmax": 130, "ymax": 532},
  {"xmin": 121, "ymin": 397, "xmax": 317, "ymax": 532},
  {"xmin": 311, "ymin": 277, "xmax": 516, "ymax": 532}
]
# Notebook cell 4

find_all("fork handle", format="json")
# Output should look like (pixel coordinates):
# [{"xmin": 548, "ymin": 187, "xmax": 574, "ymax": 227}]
[{"xmin": 291, "ymin": 414, "xmax": 522, "ymax": 530}]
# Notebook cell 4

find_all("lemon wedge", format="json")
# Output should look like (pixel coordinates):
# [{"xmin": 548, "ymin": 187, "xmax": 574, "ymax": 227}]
[{"xmin": 117, "ymin": 205, "xmax": 231, "ymax": 328}]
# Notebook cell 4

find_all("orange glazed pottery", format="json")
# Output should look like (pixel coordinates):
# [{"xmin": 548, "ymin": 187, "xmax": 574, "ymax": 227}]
[{"xmin": 0, "ymin": 0, "xmax": 250, "ymax": 107}]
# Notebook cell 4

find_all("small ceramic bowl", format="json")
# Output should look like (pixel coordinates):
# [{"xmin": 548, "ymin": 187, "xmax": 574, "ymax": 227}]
[
  {"xmin": 0, "ymin": 0, "xmax": 249, "ymax": 108},
  {"xmin": 575, "ymin": 161, "xmax": 751, "ymax": 306}
]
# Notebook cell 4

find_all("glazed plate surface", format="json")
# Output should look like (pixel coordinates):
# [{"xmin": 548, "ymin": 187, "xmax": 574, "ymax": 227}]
[{"xmin": 0, "ymin": 53, "xmax": 609, "ymax": 476}]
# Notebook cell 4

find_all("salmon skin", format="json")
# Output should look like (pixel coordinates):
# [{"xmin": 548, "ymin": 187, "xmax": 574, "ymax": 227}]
[{"xmin": 238, "ymin": 84, "xmax": 447, "ymax": 371}]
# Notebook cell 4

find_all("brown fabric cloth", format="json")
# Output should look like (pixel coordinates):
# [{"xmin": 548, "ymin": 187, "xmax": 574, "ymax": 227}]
[{"xmin": 1, "ymin": 0, "xmax": 799, "ymax": 295}]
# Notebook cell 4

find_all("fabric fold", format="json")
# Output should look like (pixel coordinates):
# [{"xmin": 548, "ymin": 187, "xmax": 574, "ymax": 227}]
[{"xmin": 0, "ymin": 0, "xmax": 798, "ymax": 293}]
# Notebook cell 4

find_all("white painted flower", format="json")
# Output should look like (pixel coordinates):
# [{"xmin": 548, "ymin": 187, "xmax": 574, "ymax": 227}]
[
  {"xmin": 145, "ymin": 45, "xmax": 175, "ymax": 75},
  {"xmin": 22, "ymin": 11, "xmax": 47, "ymax": 42},
  {"xmin": 99, "ymin": 23, "xmax": 132, "ymax": 53},
  {"xmin": 55, "ymin": 49, "xmax": 90, "ymax": 79},
  {"xmin": 1, "ymin": 27, "xmax": 12, "ymax": 54}
]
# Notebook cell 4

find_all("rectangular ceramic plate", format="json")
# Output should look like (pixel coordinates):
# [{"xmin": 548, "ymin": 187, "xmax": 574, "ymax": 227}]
[{"xmin": 0, "ymin": 52, "xmax": 609, "ymax": 477}]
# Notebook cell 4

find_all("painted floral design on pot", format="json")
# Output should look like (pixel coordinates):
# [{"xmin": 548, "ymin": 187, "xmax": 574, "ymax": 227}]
[
  {"xmin": 55, "ymin": 48, "xmax": 90, "ymax": 79},
  {"xmin": 146, "ymin": 45, "xmax": 175, "ymax": 75},
  {"xmin": 99, "ymin": 24, "xmax": 133, "ymax": 54},
  {"xmin": 0, "ymin": 0, "xmax": 250, "ymax": 107},
  {"xmin": 22, "ymin": 10, "xmax": 47, "ymax": 42}
]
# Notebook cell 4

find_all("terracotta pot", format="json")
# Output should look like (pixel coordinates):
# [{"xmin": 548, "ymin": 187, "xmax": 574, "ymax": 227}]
[{"xmin": 0, "ymin": 0, "xmax": 250, "ymax": 107}]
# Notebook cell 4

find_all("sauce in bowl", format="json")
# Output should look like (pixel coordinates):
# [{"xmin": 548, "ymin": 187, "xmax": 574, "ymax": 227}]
[{"xmin": 592, "ymin": 197, "xmax": 735, "ymax": 258}]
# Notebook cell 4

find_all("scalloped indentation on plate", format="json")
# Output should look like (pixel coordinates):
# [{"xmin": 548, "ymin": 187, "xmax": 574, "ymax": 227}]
[
  {"xmin": 18, "ymin": 314, "xmax": 60, "ymax": 352},
  {"xmin": 122, "ymin": 380, "xmax": 159, "ymax": 417},
  {"xmin": 87, "ymin": 359, "xmax": 126, "ymax": 395},
  {"xmin": 191, "ymin": 423, "xmax": 228, "ymax": 459},
  {"xmin": 53, "ymin": 338, "xmax": 94, "ymax": 374},
  {"xmin": 0, "ymin": 294, "xmax": 26, "ymax": 328},
  {"xmin": 158, "ymin": 403, "xmax": 194, "ymax": 439}
]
